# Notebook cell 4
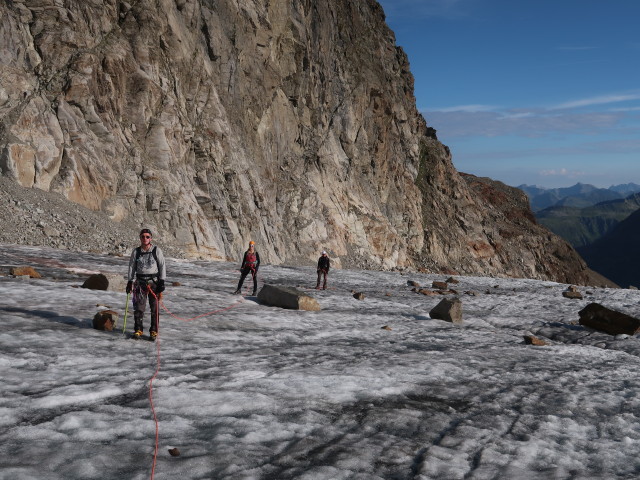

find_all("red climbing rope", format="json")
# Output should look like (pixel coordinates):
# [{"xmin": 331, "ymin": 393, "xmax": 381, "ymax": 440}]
[
  {"xmin": 141, "ymin": 289, "xmax": 243, "ymax": 479},
  {"xmin": 148, "ymin": 287, "xmax": 161, "ymax": 480}
]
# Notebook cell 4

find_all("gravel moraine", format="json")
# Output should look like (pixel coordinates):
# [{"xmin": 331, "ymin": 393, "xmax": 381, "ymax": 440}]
[{"xmin": 0, "ymin": 177, "xmax": 184, "ymax": 258}]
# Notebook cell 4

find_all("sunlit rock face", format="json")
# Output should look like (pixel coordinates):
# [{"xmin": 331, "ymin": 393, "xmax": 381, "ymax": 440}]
[{"xmin": 0, "ymin": 0, "xmax": 604, "ymax": 285}]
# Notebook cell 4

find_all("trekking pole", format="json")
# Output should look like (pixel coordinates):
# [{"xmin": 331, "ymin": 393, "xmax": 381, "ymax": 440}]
[{"xmin": 122, "ymin": 292, "xmax": 131, "ymax": 335}]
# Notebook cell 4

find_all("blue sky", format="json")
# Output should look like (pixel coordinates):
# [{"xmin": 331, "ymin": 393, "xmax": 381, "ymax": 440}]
[{"xmin": 376, "ymin": 0, "xmax": 640, "ymax": 188}]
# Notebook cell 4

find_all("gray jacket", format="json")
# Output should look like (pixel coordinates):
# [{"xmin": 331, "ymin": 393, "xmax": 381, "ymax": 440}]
[{"xmin": 127, "ymin": 245, "xmax": 166, "ymax": 281}]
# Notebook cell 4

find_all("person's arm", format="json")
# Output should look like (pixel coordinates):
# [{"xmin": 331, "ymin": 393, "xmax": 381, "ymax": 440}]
[
  {"xmin": 127, "ymin": 249, "xmax": 137, "ymax": 281},
  {"xmin": 156, "ymin": 247, "xmax": 167, "ymax": 280},
  {"xmin": 255, "ymin": 252, "xmax": 261, "ymax": 270},
  {"xmin": 240, "ymin": 252, "xmax": 247, "ymax": 270},
  {"xmin": 327, "ymin": 258, "xmax": 330, "ymax": 272}
]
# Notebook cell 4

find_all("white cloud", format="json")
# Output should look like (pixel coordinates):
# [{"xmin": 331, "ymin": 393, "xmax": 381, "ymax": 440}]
[
  {"xmin": 423, "ymin": 109, "xmax": 623, "ymax": 138},
  {"xmin": 539, "ymin": 168, "xmax": 585, "ymax": 178},
  {"xmin": 432, "ymin": 104, "xmax": 497, "ymax": 113},
  {"xmin": 551, "ymin": 93, "xmax": 640, "ymax": 110}
]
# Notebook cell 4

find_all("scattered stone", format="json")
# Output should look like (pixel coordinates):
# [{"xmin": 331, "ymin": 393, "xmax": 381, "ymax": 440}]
[
  {"xmin": 171, "ymin": 281, "xmax": 181, "ymax": 286},
  {"xmin": 465, "ymin": 290, "xmax": 479, "ymax": 296},
  {"xmin": 429, "ymin": 297, "xmax": 463, "ymax": 325},
  {"xmin": 381, "ymin": 325, "xmax": 392, "ymax": 331},
  {"xmin": 353, "ymin": 292, "xmax": 366, "ymax": 300},
  {"xmin": 418, "ymin": 288, "xmax": 439, "ymax": 296},
  {"xmin": 432, "ymin": 281, "xmax": 448, "ymax": 290},
  {"xmin": 567, "ymin": 285, "xmax": 579, "ymax": 292},
  {"xmin": 10, "ymin": 266, "xmax": 41, "ymax": 278},
  {"xmin": 168, "ymin": 447, "xmax": 181, "ymax": 457},
  {"xmin": 92, "ymin": 310, "xmax": 118, "ymax": 331},
  {"xmin": 257, "ymin": 284, "xmax": 321, "ymax": 311},
  {"xmin": 82, "ymin": 273, "xmax": 127, "ymax": 292},
  {"xmin": 445, "ymin": 277, "xmax": 459, "ymax": 284},
  {"xmin": 523, "ymin": 335, "xmax": 547, "ymax": 346},
  {"xmin": 407, "ymin": 280, "xmax": 420, "ymax": 287},
  {"xmin": 562, "ymin": 290, "xmax": 583, "ymax": 299},
  {"xmin": 579, "ymin": 303, "xmax": 640, "ymax": 336}
]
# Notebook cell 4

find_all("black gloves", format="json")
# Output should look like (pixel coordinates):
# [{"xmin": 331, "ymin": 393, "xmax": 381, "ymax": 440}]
[
  {"xmin": 126, "ymin": 281, "xmax": 133, "ymax": 294},
  {"xmin": 155, "ymin": 279, "xmax": 165, "ymax": 294}
]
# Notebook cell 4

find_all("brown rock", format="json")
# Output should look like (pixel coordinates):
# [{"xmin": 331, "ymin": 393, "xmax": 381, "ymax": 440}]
[
  {"xmin": 429, "ymin": 298, "xmax": 463, "ymax": 325},
  {"xmin": 445, "ymin": 277, "xmax": 460, "ymax": 284},
  {"xmin": 92, "ymin": 310, "xmax": 118, "ymax": 331},
  {"xmin": 381, "ymin": 325, "xmax": 392, "ymax": 331},
  {"xmin": 562, "ymin": 291, "xmax": 583, "ymax": 299},
  {"xmin": 82, "ymin": 273, "xmax": 127, "ymax": 292},
  {"xmin": 353, "ymin": 292, "xmax": 366, "ymax": 300},
  {"xmin": 579, "ymin": 303, "xmax": 640, "ymax": 336},
  {"xmin": 257, "ymin": 284, "xmax": 320, "ymax": 311},
  {"xmin": 168, "ymin": 448, "xmax": 180, "ymax": 457},
  {"xmin": 432, "ymin": 281, "xmax": 448, "ymax": 290},
  {"xmin": 407, "ymin": 280, "xmax": 420, "ymax": 287},
  {"xmin": 523, "ymin": 335, "xmax": 547, "ymax": 346},
  {"xmin": 418, "ymin": 289, "xmax": 439, "ymax": 296},
  {"xmin": 10, "ymin": 266, "xmax": 41, "ymax": 278}
]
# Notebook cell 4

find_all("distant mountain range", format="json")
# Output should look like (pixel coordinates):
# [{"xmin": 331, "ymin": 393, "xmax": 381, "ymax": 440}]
[
  {"xmin": 535, "ymin": 193, "xmax": 640, "ymax": 248},
  {"xmin": 577, "ymin": 208, "xmax": 640, "ymax": 288},
  {"xmin": 517, "ymin": 183, "xmax": 640, "ymax": 287},
  {"xmin": 518, "ymin": 183, "xmax": 640, "ymax": 212}
]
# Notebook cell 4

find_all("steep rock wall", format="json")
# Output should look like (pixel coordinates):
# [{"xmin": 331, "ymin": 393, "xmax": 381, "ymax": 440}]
[{"xmin": 0, "ymin": 0, "xmax": 605, "ymax": 285}]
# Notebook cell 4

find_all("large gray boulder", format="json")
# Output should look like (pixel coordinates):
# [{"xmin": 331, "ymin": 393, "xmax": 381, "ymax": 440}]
[
  {"xmin": 579, "ymin": 303, "xmax": 640, "ymax": 336},
  {"xmin": 257, "ymin": 284, "xmax": 320, "ymax": 311},
  {"xmin": 429, "ymin": 297, "xmax": 463, "ymax": 325},
  {"xmin": 82, "ymin": 273, "xmax": 127, "ymax": 292}
]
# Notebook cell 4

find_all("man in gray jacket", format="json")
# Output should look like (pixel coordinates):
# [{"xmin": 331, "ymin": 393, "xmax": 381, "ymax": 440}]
[{"xmin": 126, "ymin": 228, "xmax": 166, "ymax": 340}]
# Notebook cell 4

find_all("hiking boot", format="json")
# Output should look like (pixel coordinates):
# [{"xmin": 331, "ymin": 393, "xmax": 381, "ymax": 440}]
[
  {"xmin": 133, "ymin": 330, "xmax": 143, "ymax": 339},
  {"xmin": 149, "ymin": 331, "xmax": 158, "ymax": 341},
  {"xmin": 233, "ymin": 289, "xmax": 241, "ymax": 295},
  {"xmin": 322, "ymin": 285, "xmax": 327, "ymax": 290},
  {"xmin": 252, "ymin": 289, "xmax": 257, "ymax": 296}
]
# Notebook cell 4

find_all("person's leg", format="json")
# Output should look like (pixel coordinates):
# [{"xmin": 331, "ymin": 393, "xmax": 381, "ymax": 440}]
[
  {"xmin": 322, "ymin": 271, "xmax": 327, "ymax": 289},
  {"xmin": 251, "ymin": 270, "xmax": 258, "ymax": 295},
  {"xmin": 316, "ymin": 271, "xmax": 321, "ymax": 289},
  {"xmin": 149, "ymin": 293, "xmax": 158, "ymax": 334},
  {"xmin": 235, "ymin": 269, "xmax": 249, "ymax": 293},
  {"xmin": 133, "ymin": 283, "xmax": 147, "ymax": 333}
]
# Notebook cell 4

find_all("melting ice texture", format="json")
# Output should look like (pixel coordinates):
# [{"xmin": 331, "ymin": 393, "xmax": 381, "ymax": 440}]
[{"xmin": 1, "ymin": 244, "xmax": 640, "ymax": 480}]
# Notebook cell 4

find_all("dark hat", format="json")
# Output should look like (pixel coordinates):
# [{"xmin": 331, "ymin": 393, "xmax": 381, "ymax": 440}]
[{"xmin": 140, "ymin": 228, "xmax": 152, "ymax": 236}]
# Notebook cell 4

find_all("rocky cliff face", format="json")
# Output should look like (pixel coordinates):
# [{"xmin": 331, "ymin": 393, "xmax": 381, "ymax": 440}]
[{"xmin": 0, "ymin": 0, "xmax": 607, "ymax": 285}]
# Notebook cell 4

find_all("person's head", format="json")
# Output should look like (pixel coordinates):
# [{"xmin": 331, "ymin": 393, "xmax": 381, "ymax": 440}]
[
  {"xmin": 248, "ymin": 241, "xmax": 255, "ymax": 250},
  {"xmin": 321, "ymin": 250, "xmax": 327, "ymax": 257},
  {"xmin": 139, "ymin": 228, "xmax": 152, "ymax": 245}
]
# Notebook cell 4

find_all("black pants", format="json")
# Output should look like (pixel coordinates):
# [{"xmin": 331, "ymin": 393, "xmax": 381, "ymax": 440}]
[
  {"xmin": 316, "ymin": 269, "xmax": 328, "ymax": 288},
  {"xmin": 237, "ymin": 267, "xmax": 257, "ymax": 292},
  {"xmin": 133, "ymin": 280, "xmax": 158, "ymax": 333}
]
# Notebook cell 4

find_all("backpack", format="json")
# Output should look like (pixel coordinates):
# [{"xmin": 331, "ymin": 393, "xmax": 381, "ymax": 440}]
[{"xmin": 135, "ymin": 246, "xmax": 159, "ymax": 268}]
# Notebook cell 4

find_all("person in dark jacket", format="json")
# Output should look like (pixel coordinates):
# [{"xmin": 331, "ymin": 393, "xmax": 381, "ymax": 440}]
[
  {"xmin": 316, "ymin": 250, "xmax": 330, "ymax": 290},
  {"xmin": 126, "ymin": 228, "xmax": 166, "ymax": 340},
  {"xmin": 234, "ymin": 241, "xmax": 261, "ymax": 295}
]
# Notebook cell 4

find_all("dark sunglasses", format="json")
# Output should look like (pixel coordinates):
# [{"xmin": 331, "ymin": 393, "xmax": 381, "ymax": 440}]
[{"xmin": 140, "ymin": 234, "xmax": 152, "ymax": 238}]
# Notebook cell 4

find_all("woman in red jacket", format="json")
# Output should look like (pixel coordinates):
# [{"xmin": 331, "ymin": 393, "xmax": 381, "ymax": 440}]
[{"xmin": 234, "ymin": 241, "xmax": 261, "ymax": 295}]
